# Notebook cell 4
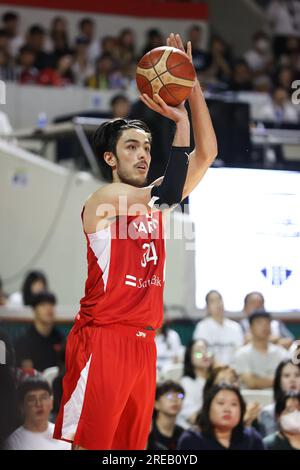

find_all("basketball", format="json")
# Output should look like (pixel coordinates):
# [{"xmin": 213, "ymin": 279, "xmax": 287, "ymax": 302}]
[{"xmin": 136, "ymin": 46, "xmax": 196, "ymax": 106}]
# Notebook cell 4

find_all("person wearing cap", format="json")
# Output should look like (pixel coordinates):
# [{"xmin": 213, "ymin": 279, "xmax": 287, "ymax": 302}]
[
  {"xmin": 240, "ymin": 292, "xmax": 294, "ymax": 349},
  {"xmin": 14, "ymin": 291, "xmax": 64, "ymax": 372},
  {"xmin": 233, "ymin": 310, "xmax": 289, "ymax": 389}
]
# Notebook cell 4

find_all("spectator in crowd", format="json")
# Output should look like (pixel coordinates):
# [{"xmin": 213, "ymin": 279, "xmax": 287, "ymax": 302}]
[
  {"xmin": 240, "ymin": 292, "xmax": 294, "ymax": 349},
  {"xmin": 101, "ymin": 35, "xmax": 120, "ymax": 63},
  {"xmin": 86, "ymin": 52, "xmax": 124, "ymax": 89},
  {"xmin": 76, "ymin": 17, "xmax": 100, "ymax": 64},
  {"xmin": 233, "ymin": 310, "xmax": 288, "ymax": 389},
  {"xmin": 253, "ymin": 74, "xmax": 273, "ymax": 93},
  {"xmin": 15, "ymin": 45, "xmax": 39, "ymax": 85},
  {"xmin": 279, "ymin": 36, "xmax": 300, "ymax": 71},
  {"xmin": 117, "ymin": 28, "xmax": 136, "ymax": 67},
  {"xmin": 244, "ymin": 31, "xmax": 273, "ymax": 75},
  {"xmin": 178, "ymin": 339, "xmax": 214, "ymax": 428},
  {"xmin": 178, "ymin": 384, "xmax": 265, "ymax": 450},
  {"xmin": 260, "ymin": 86, "xmax": 299, "ymax": 123},
  {"xmin": 0, "ymin": 328, "xmax": 18, "ymax": 449},
  {"xmin": 147, "ymin": 381, "xmax": 185, "ymax": 450},
  {"xmin": 14, "ymin": 291, "xmax": 64, "ymax": 372},
  {"xmin": 49, "ymin": 16, "xmax": 73, "ymax": 64},
  {"xmin": 1, "ymin": 11, "xmax": 23, "ymax": 57},
  {"xmin": 155, "ymin": 317, "xmax": 184, "ymax": 375},
  {"xmin": 142, "ymin": 28, "xmax": 164, "ymax": 56},
  {"xmin": 203, "ymin": 365, "xmax": 260, "ymax": 427},
  {"xmin": 38, "ymin": 53, "xmax": 74, "ymax": 86},
  {"xmin": 229, "ymin": 60, "xmax": 253, "ymax": 91},
  {"xmin": 259, "ymin": 359, "xmax": 300, "ymax": 436},
  {"xmin": 4, "ymin": 376, "xmax": 70, "ymax": 449},
  {"xmin": 0, "ymin": 276, "xmax": 7, "ymax": 305},
  {"xmin": 110, "ymin": 93, "xmax": 131, "ymax": 119},
  {"xmin": 203, "ymin": 366, "xmax": 240, "ymax": 401},
  {"xmin": 186, "ymin": 24, "xmax": 210, "ymax": 74},
  {"xmin": 263, "ymin": 391, "xmax": 300, "ymax": 450},
  {"xmin": 8, "ymin": 270, "xmax": 48, "ymax": 307},
  {"xmin": 71, "ymin": 37, "xmax": 94, "ymax": 86},
  {"xmin": 205, "ymin": 35, "xmax": 232, "ymax": 88},
  {"xmin": 267, "ymin": 0, "xmax": 299, "ymax": 56},
  {"xmin": 275, "ymin": 65, "xmax": 295, "ymax": 95},
  {"xmin": 25, "ymin": 25, "xmax": 53, "ymax": 70},
  {"xmin": 193, "ymin": 290, "xmax": 244, "ymax": 366}
]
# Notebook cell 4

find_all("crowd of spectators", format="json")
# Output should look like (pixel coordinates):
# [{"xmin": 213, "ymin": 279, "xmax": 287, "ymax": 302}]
[
  {"xmin": 0, "ymin": 7, "xmax": 299, "ymax": 124},
  {"xmin": 0, "ymin": 270, "xmax": 300, "ymax": 450}
]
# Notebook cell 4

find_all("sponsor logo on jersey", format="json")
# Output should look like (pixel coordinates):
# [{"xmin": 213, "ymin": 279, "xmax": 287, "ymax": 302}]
[{"xmin": 124, "ymin": 274, "xmax": 162, "ymax": 288}]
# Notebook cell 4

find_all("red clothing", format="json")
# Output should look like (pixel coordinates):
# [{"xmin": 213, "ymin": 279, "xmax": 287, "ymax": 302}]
[
  {"xmin": 78, "ymin": 211, "xmax": 165, "ymax": 330},
  {"xmin": 54, "ymin": 210, "xmax": 165, "ymax": 449},
  {"xmin": 38, "ymin": 68, "xmax": 73, "ymax": 86}
]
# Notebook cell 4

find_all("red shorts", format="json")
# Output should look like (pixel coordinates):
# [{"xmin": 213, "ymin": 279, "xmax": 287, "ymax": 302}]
[{"xmin": 53, "ymin": 322, "xmax": 157, "ymax": 450}]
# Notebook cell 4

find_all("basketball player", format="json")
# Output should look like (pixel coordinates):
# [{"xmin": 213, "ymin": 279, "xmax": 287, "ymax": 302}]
[{"xmin": 54, "ymin": 33, "xmax": 217, "ymax": 450}]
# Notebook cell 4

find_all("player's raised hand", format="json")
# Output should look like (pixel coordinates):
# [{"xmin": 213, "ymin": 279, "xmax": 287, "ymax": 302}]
[
  {"xmin": 167, "ymin": 33, "xmax": 192, "ymax": 63},
  {"xmin": 139, "ymin": 92, "xmax": 188, "ymax": 123}
]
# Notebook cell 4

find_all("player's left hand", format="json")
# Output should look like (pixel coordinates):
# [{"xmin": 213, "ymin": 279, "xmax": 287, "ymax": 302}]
[{"xmin": 139, "ymin": 93, "xmax": 188, "ymax": 124}]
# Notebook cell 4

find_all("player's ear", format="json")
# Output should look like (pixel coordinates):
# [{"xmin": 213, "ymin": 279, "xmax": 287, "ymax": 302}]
[{"xmin": 104, "ymin": 151, "xmax": 117, "ymax": 169}]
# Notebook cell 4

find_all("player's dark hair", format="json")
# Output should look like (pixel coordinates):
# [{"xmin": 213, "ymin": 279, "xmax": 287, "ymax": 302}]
[{"xmin": 93, "ymin": 118, "xmax": 151, "ymax": 181}]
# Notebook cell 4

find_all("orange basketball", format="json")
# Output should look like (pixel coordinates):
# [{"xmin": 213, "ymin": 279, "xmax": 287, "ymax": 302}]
[{"xmin": 136, "ymin": 46, "xmax": 196, "ymax": 106}]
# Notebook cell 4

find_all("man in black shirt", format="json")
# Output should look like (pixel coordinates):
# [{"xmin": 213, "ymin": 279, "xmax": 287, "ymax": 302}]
[
  {"xmin": 15, "ymin": 291, "xmax": 64, "ymax": 372},
  {"xmin": 148, "ymin": 380, "xmax": 185, "ymax": 451}
]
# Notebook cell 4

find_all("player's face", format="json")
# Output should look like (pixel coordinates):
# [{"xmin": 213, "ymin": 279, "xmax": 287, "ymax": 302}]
[{"xmin": 114, "ymin": 128, "xmax": 151, "ymax": 187}]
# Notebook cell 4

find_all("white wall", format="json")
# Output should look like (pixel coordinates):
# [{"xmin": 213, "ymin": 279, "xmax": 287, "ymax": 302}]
[{"xmin": 3, "ymin": 82, "xmax": 138, "ymax": 129}]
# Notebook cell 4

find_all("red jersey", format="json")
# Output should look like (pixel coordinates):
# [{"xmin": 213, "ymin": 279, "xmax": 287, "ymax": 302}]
[{"xmin": 76, "ymin": 210, "xmax": 166, "ymax": 330}]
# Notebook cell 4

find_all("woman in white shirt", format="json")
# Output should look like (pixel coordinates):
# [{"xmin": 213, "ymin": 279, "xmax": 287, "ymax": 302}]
[{"xmin": 178, "ymin": 339, "xmax": 214, "ymax": 429}]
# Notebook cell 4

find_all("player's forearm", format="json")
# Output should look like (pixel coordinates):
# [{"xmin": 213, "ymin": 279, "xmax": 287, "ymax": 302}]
[
  {"xmin": 172, "ymin": 117, "xmax": 190, "ymax": 147},
  {"xmin": 189, "ymin": 80, "xmax": 218, "ymax": 161}
]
